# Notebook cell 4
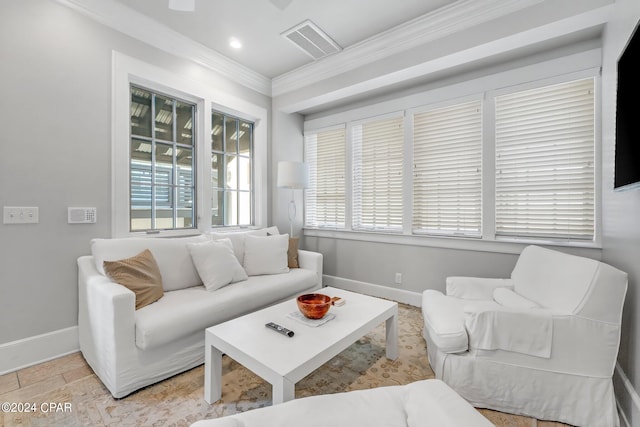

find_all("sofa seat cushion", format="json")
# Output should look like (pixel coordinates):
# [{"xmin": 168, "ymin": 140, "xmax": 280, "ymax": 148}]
[
  {"xmin": 422, "ymin": 290, "xmax": 468, "ymax": 354},
  {"xmin": 134, "ymin": 268, "xmax": 318, "ymax": 350}
]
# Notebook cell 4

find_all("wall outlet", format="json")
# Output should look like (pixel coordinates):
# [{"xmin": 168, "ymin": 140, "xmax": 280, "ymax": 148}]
[
  {"xmin": 3, "ymin": 206, "xmax": 39, "ymax": 224},
  {"xmin": 394, "ymin": 272, "xmax": 402, "ymax": 285}
]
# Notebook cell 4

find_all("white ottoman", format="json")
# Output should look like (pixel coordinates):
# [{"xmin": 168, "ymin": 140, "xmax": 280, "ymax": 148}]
[{"xmin": 191, "ymin": 379, "xmax": 493, "ymax": 427}]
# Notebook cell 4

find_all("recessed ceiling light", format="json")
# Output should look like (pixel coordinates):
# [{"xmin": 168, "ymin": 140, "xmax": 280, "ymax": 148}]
[{"xmin": 229, "ymin": 37, "xmax": 243, "ymax": 49}]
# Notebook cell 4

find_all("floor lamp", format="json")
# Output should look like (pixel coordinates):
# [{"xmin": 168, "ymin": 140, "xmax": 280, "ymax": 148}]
[{"xmin": 277, "ymin": 161, "xmax": 308, "ymax": 237}]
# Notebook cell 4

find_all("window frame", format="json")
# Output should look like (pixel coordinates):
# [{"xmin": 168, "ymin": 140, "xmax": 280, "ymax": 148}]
[
  {"xmin": 129, "ymin": 85, "xmax": 198, "ymax": 232},
  {"xmin": 410, "ymin": 98, "xmax": 484, "ymax": 238},
  {"xmin": 210, "ymin": 110, "xmax": 255, "ymax": 228},
  {"xmin": 351, "ymin": 112, "xmax": 405, "ymax": 233},
  {"xmin": 304, "ymin": 124, "xmax": 348, "ymax": 229},
  {"xmin": 303, "ymin": 53, "xmax": 601, "ymax": 253},
  {"xmin": 492, "ymin": 77, "xmax": 597, "ymax": 241},
  {"xmin": 112, "ymin": 51, "xmax": 268, "ymax": 238}
]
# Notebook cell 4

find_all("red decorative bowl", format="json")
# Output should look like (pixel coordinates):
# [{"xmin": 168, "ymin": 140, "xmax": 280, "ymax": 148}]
[{"xmin": 297, "ymin": 293, "xmax": 331, "ymax": 319}]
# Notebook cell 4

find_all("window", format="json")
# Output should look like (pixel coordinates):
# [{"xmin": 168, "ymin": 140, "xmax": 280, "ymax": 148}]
[
  {"xmin": 303, "ymin": 71, "xmax": 598, "ymax": 247},
  {"xmin": 412, "ymin": 100, "xmax": 482, "ymax": 237},
  {"xmin": 113, "ymin": 52, "xmax": 268, "ymax": 237},
  {"xmin": 352, "ymin": 115, "xmax": 404, "ymax": 231},
  {"xmin": 129, "ymin": 86, "xmax": 196, "ymax": 232},
  {"xmin": 211, "ymin": 111, "xmax": 254, "ymax": 227},
  {"xmin": 304, "ymin": 127, "xmax": 346, "ymax": 228},
  {"xmin": 495, "ymin": 78, "xmax": 595, "ymax": 240}
]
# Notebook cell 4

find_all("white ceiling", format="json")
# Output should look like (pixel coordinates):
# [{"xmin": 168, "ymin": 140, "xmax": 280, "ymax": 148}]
[{"xmin": 112, "ymin": 0, "xmax": 456, "ymax": 78}]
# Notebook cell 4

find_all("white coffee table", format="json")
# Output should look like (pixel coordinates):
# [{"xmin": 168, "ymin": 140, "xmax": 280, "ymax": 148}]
[{"xmin": 204, "ymin": 287, "xmax": 398, "ymax": 404}]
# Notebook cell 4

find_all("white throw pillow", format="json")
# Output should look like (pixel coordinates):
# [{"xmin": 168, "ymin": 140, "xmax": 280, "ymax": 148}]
[
  {"xmin": 243, "ymin": 234, "xmax": 290, "ymax": 276},
  {"xmin": 207, "ymin": 226, "xmax": 281, "ymax": 265},
  {"xmin": 187, "ymin": 238, "xmax": 248, "ymax": 292}
]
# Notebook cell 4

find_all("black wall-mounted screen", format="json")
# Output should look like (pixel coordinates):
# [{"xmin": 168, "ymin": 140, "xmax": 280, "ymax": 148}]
[{"xmin": 614, "ymin": 19, "xmax": 640, "ymax": 191}]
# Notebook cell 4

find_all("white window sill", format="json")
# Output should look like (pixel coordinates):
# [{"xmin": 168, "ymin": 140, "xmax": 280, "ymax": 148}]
[{"xmin": 303, "ymin": 227, "xmax": 602, "ymax": 256}]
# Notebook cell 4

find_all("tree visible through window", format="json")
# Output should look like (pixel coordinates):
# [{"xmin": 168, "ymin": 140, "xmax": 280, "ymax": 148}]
[{"xmin": 129, "ymin": 86, "xmax": 196, "ymax": 231}]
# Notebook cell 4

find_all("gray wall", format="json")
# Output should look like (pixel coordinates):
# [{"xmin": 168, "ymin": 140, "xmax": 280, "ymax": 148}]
[
  {"xmin": 601, "ymin": 0, "xmax": 640, "ymax": 424},
  {"xmin": 0, "ymin": 0, "xmax": 270, "ymax": 345},
  {"xmin": 303, "ymin": 237, "xmax": 518, "ymax": 294},
  {"xmin": 270, "ymin": 109, "xmax": 305, "ymax": 237}
]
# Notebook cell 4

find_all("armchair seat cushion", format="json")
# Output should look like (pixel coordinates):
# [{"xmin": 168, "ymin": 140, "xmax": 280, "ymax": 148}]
[{"xmin": 421, "ymin": 290, "xmax": 468, "ymax": 353}]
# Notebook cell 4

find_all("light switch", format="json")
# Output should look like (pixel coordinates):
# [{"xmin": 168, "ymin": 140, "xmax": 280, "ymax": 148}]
[{"xmin": 3, "ymin": 207, "xmax": 39, "ymax": 224}]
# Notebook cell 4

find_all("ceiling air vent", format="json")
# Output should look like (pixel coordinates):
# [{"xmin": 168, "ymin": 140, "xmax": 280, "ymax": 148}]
[{"xmin": 282, "ymin": 20, "xmax": 342, "ymax": 60}]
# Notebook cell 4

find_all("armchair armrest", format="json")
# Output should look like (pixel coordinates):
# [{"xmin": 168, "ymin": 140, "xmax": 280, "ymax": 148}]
[
  {"xmin": 463, "ymin": 303, "xmax": 553, "ymax": 358},
  {"xmin": 446, "ymin": 277, "xmax": 513, "ymax": 300},
  {"xmin": 469, "ymin": 310, "xmax": 622, "ymax": 377},
  {"xmin": 297, "ymin": 249, "xmax": 323, "ymax": 287}
]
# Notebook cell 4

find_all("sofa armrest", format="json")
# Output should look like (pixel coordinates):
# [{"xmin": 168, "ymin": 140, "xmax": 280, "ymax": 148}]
[
  {"xmin": 297, "ymin": 249, "xmax": 323, "ymax": 287},
  {"xmin": 446, "ymin": 276, "xmax": 513, "ymax": 300},
  {"xmin": 78, "ymin": 256, "xmax": 136, "ymax": 385}
]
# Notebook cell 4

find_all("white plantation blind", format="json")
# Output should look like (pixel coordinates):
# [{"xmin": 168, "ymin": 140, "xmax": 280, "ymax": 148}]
[
  {"xmin": 412, "ymin": 101, "xmax": 482, "ymax": 236},
  {"xmin": 304, "ymin": 127, "xmax": 346, "ymax": 228},
  {"xmin": 495, "ymin": 78, "xmax": 595, "ymax": 240},
  {"xmin": 352, "ymin": 115, "xmax": 404, "ymax": 231}
]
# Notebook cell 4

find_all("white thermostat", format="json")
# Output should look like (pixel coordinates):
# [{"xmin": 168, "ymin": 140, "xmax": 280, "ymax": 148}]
[{"xmin": 68, "ymin": 207, "xmax": 97, "ymax": 224}]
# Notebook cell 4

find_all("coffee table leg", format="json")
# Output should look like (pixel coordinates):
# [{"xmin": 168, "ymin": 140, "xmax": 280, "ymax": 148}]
[
  {"xmin": 272, "ymin": 377, "xmax": 295, "ymax": 404},
  {"xmin": 386, "ymin": 307, "xmax": 398, "ymax": 360},
  {"xmin": 204, "ymin": 339, "xmax": 223, "ymax": 404}
]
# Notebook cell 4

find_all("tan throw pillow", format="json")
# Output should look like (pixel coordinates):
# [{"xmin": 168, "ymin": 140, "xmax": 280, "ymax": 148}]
[
  {"xmin": 288, "ymin": 237, "xmax": 299, "ymax": 268},
  {"xmin": 103, "ymin": 249, "xmax": 164, "ymax": 310}
]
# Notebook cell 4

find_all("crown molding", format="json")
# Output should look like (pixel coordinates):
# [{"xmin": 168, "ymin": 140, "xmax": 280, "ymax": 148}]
[
  {"xmin": 55, "ymin": 0, "xmax": 272, "ymax": 96},
  {"xmin": 278, "ymin": 6, "xmax": 609, "ymax": 114},
  {"xmin": 272, "ymin": 0, "xmax": 545, "ymax": 97}
]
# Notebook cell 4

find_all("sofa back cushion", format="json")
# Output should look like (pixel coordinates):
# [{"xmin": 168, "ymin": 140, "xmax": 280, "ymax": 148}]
[
  {"xmin": 511, "ymin": 245, "xmax": 599, "ymax": 314},
  {"xmin": 187, "ymin": 238, "xmax": 248, "ymax": 291},
  {"xmin": 243, "ymin": 234, "xmax": 290, "ymax": 276},
  {"xmin": 207, "ymin": 226, "xmax": 279, "ymax": 265},
  {"xmin": 92, "ymin": 235, "xmax": 207, "ymax": 291}
]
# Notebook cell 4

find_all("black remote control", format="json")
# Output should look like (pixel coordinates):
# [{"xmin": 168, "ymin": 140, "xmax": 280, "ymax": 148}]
[{"xmin": 265, "ymin": 322, "xmax": 294, "ymax": 337}]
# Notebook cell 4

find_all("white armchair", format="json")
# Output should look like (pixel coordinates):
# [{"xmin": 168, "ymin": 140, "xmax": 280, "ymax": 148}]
[{"xmin": 421, "ymin": 245, "xmax": 627, "ymax": 427}]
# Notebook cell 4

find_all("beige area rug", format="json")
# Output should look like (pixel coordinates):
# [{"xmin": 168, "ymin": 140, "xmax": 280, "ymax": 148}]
[{"xmin": 3, "ymin": 304, "xmax": 437, "ymax": 427}]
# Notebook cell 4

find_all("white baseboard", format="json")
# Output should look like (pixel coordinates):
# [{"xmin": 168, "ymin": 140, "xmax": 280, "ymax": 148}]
[
  {"xmin": 615, "ymin": 362, "xmax": 640, "ymax": 427},
  {"xmin": 323, "ymin": 275, "xmax": 422, "ymax": 307},
  {"xmin": 0, "ymin": 326, "xmax": 79, "ymax": 375}
]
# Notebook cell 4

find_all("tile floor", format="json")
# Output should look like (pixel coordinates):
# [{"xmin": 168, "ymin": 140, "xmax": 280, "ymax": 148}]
[{"xmin": 0, "ymin": 352, "xmax": 572, "ymax": 427}]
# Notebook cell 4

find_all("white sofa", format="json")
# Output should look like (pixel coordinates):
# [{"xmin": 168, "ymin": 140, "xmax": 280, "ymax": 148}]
[
  {"xmin": 77, "ymin": 227, "xmax": 322, "ymax": 398},
  {"xmin": 190, "ymin": 379, "xmax": 494, "ymax": 427},
  {"xmin": 422, "ymin": 245, "xmax": 627, "ymax": 427}
]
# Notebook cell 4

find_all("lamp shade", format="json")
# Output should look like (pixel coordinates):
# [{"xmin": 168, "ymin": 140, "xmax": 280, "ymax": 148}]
[{"xmin": 277, "ymin": 161, "xmax": 308, "ymax": 189}]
